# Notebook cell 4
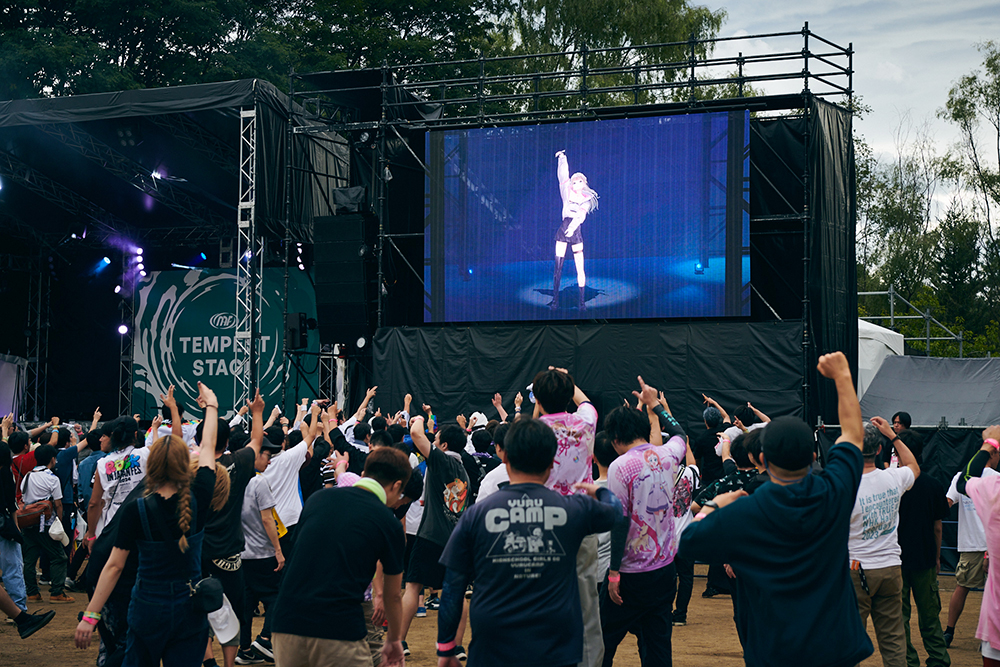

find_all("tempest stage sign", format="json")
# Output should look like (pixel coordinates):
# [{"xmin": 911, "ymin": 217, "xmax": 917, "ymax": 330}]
[{"xmin": 131, "ymin": 269, "xmax": 317, "ymax": 419}]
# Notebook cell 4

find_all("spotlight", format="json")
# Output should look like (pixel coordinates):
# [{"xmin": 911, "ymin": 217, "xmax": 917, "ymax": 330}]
[
  {"xmin": 151, "ymin": 170, "xmax": 161, "ymax": 180},
  {"xmin": 114, "ymin": 285, "xmax": 122, "ymax": 294},
  {"xmin": 356, "ymin": 336, "xmax": 367, "ymax": 349},
  {"xmin": 243, "ymin": 250, "xmax": 252, "ymax": 261},
  {"xmin": 468, "ymin": 268, "xmax": 473, "ymax": 275},
  {"xmin": 359, "ymin": 131, "xmax": 371, "ymax": 143},
  {"xmin": 102, "ymin": 257, "xmax": 111, "ymax": 265},
  {"xmin": 140, "ymin": 270, "xmax": 147, "ymax": 277},
  {"xmin": 118, "ymin": 324, "xmax": 129, "ymax": 335},
  {"xmin": 694, "ymin": 262, "xmax": 704, "ymax": 275},
  {"xmin": 137, "ymin": 263, "xmax": 144, "ymax": 270},
  {"xmin": 136, "ymin": 247, "xmax": 144, "ymax": 255},
  {"xmin": 200, "ymin": 252, "xmax": 207, "ymax": 260},
  {"xmin": 297, "ymin": 263, "xmax": 305, "ymax": 271}
]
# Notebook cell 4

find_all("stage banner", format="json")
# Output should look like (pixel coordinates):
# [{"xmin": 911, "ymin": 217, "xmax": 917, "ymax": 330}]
[{"xmin": 132, "ymin": 268, "xmax": 317, "ymax": 419}]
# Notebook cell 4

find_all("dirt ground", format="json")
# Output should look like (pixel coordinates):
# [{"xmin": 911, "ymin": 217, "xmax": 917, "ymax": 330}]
[{"xmin": 0, "ymin": 565, "xmax": 987, "ymax": 666}]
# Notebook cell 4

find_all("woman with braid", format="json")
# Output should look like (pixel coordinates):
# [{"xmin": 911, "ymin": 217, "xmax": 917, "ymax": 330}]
[{"xmin": 74, "ymin": 382, "xmax": 222, "ymax": 665}]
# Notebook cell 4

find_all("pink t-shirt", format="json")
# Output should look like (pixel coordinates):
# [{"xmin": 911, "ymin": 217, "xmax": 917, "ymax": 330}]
[
  {"xmin": 608, "ymin": 436, "xmax": 687, "ymax": 572},
  {"xmin": 540, "ymin": 403, "xmax": 599, "ymax": 496},
  {"xmin": 967, "ymin": 475, "xmax": 1000, "ymax": 650},
  {"xmin": 608, "ymin": 436, "xmax": 687, "ymax": 573}
]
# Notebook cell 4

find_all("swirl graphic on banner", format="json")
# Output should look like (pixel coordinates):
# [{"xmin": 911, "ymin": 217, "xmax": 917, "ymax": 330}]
[{"xmin": 132, "ymin": 269, "xmax": 295, "ymax": 419}]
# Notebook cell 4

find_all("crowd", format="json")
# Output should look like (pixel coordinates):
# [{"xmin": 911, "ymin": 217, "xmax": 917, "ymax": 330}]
[{"xmin": 1, "ymin": 351, "xmax": 1000, "ymax": 667}]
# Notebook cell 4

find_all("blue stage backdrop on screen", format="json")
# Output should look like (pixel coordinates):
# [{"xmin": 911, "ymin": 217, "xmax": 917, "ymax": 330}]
[{"xmin": 424, "ymin": 111, "xmax": 750, "ymax": 322}]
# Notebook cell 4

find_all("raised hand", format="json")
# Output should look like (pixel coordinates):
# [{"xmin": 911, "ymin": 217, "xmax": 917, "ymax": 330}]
[
  {"xmin": 93, "ymin": 407, "xmax": 102, "ymax": 422},
  {"xmin": 492, "ymin": 393, "xmax": 502, "ymax": 410},
  {"xmin": 631, "ymin": 375, "xmax": 659, "ymax": 407},
  {"xmin": 160, "ymin": 385, "xmax": 177, "ymax": 410},
  {"xmin": 249, "ymin": 388, "xmax": 265, "ymax": 414},
  {"xmin": 816, "ymin": 351, "xmax": 850, "ymax": 381},
  {"xmin": 197, "ymin": 381, "xmax": 219, "ymax": 410}
]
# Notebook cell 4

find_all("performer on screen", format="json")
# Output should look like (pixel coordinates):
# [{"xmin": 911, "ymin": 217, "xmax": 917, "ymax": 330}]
[{"xmin": 551, "ymin": 150, "xmax": 598, "ymax": 311}]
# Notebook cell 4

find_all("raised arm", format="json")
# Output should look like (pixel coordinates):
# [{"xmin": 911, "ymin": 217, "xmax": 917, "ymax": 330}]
[
  {"xmin": 748, "ymin": 402, "xmax": 770, "ymax": 424},
  {"xmin": 195, "ymin": 382, "xmax": 218, "ymax": 470},
  {"xmin": 492, "ymin": 393, "xmax": 508, "ymax": 423},
  {"xmin": 90, "ymin": 407, "xmax": 101, "ymax": 434},
  {"xmin": 161, "ymin": 385, "xmax": 183, "ymax": 440},
  {"xmin": 409, "ymin": 416, "xmax": 432, "ymax": 459},
  {"xmin": 702, "ymin": 394, "xmax": 730, "ymax": 424},
  {"xmin": 246, "ymin": 389, "xmax": 265, "ymax": 457},
  {"xmin": 956, "ymin": 426, "xmax": 1000, "ymax": 495},
  {"xmin": 817, "ymin": 352, "xmax": 862, "ymax": 450},
  {"xmin": 556, "ymin": 150, "xmax": 569, "ymax": 184}
]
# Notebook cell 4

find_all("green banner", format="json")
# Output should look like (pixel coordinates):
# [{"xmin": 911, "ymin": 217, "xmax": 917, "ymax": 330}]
[{"xmin": 132, "ymin": 268, "xmax": 317, "ymax": 419}]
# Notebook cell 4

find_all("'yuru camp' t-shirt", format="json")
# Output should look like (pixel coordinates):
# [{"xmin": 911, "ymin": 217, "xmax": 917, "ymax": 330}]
[
  {"xmin": 440, "ymin": 482, "xmax": 619, "ymax": 667},
  {"xmin": 417, "ymin": 447, "xmax": 469, "ymax": 547}
]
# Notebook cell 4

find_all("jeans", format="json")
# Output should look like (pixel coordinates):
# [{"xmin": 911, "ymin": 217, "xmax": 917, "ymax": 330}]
[
  {"xmin": 902, "ymin": 567, "xmax": 951, "ymax": 667},
  {"xmin": 125, "ymin": 579, "xmax": 209, "ymax": 667},
  {"xmin": 600, "ymin": 563, "xmax": 676, "ymax": 667},
  {"xmin": 851, "ymin": 565, "xmax": 906, "ymax": 667},
  {"xmin": 22, "ymin": 524, "xmax": 67, "ymax": 596},
  {"xmin": 0, "ymin": 537, "xmax": 27, "ymax": 612}
]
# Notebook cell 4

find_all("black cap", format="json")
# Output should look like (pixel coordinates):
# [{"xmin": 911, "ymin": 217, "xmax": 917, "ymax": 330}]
[{"xmin": 761, "ymin": 416, "xmax": 814, "ymax": 471}]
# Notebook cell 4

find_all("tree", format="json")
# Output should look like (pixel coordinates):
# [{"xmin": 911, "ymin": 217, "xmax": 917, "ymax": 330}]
[{"xmin": 932, "ymin": 203, "xmax": 983, "ymax": 329}]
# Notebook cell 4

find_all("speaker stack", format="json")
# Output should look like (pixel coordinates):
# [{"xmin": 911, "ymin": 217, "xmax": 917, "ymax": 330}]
[{"xmin": 312, "ymin": 213, "xmax": 376, "ymax": 345}]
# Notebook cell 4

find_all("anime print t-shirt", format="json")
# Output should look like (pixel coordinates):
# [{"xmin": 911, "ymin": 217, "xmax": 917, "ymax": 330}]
[
  {"xmin": 540, "ymin": 402, "xmax": 598, "ymax": 496},
  {"xmin": 608, "ymin": 436, "xmax": 687, "ymax": 573},
  {"xmin": 417, "ymin": 447, "xmax": 470, "ymax": 547}
]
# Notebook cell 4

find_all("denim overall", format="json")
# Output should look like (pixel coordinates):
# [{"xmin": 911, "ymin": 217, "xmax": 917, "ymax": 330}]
[{"xmin": 123, "ymin": 494, "xmax": 209, "ymax": 667}]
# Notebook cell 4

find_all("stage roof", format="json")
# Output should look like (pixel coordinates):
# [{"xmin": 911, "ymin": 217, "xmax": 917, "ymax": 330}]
[{"xmin": 0, "ymin": 79, "xmax": 347, "ymax": 251}]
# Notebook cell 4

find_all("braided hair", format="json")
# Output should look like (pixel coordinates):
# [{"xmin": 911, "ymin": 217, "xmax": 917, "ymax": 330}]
[{"xmin": 146, "ymin": 435, "xmax": 195, "ymax": 553}]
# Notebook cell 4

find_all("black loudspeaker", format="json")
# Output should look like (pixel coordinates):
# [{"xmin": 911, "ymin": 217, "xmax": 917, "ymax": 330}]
[
  {"xmin": 313, "ymin": 214, "xmax": 376, "ymax": 344},
  {"xmin": 285, "ymin": 312, "xmax": 307, "ymax": 350}
]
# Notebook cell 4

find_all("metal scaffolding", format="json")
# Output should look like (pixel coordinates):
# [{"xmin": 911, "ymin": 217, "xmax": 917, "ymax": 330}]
[
  {"xmin": 22, "ymin": 261, "xmax": 51, "ymax": 421},
  {"xmin": 234, "ymin": 109, "xmax": 264, "ymax": 409}
]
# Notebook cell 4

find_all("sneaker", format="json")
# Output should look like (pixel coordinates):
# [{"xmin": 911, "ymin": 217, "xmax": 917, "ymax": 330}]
[
  {"xmin": 415, "ymin": 606, "xmax": 427, "ymax": 618},
  {"xmin": 426, "ymin": 595, "xmax": 440, "ymax": 610},
  {"xmin": 17, "ymin": 610, "xmax": 56, "ymax": 639},
  {"xmin": 235, "ymin": 648, "xmax": 265, "ymax": 664},
  {"xmin": 672, "ymin": 610, "xmax": 687, "ymax": 626},
  {"xmin": 455, "ymin": 645, "xmax": 467, "ymax": 661},
  {"xmin": 49, "ymin": 593, "xmax": 75, "ymax": 604},
  {"xmin": 64, "ymin": 577, "xmax": 77, "ymax": 591},
  {"xmin": 402, "ymin": 641, "xmax": 411, "ymax": 656},
  {"xmin": 26, "ymin": 594, "xmax": 42, "ymax": 602},
  {"xmin": 944, "ymin": 629, "xmax": 954, "ymax": 647},
  {"xmin": 702, "ymin": 586, "xmax": 728, "ymax": 598},
  {"xmin": 252, "ymin": 636, "xmax": 274, "ymax": 660},
  {"xmin": 38, "ymin": 579, "xmax": 51, "ymax": 586}
]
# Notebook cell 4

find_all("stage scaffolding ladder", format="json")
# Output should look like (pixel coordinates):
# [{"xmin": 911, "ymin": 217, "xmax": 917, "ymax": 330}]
[
  {"xmin": 859, "ymin": 286, "xmax": 964, "ymax": 357},
  {"xmin": 21, "ymin": 262, "xmax": 50, "ymax": 422}
]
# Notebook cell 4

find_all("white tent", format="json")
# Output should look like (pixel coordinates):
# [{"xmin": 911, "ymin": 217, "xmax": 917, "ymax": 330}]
[{"xmin": 857, "ymin": 319, "xmax": 904, "ymax": 400}]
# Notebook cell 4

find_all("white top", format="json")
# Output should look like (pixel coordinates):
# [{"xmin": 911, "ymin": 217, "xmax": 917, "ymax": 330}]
[
  {"xmin": 947, "ymin": 468, "xmax": 1000, "ymax": 552},
  {"xmin": 260, "ymin": 441, "xmax": 309, "ymax": 528},
  {"xmin": 716, "ymin": 422, "xmax": 768, "ymax": 457},
  {"xmin": 96, "ymin": 446, "xmax": 151, "ymax": 536},
  {"xmin": 21, "ymin": 466, "xmax": 62, "ymax": 529},
  {"xmin": 476, "ymin": 462, "xmax": 510, "ymax": 501},
  {"xmin": 404, "ymin": 453, "xmax": 424, "ymax": 536},
  {"xmin": 671, "ymin": 464, "xmax": 701, "ymax": 553},
  {"xmin": 848, "ymin": 466, "xmax": 916, "ymax": 569},
  {"xmin": 145, "ymin": 422, "xmax": 198, "ymax": 448}
]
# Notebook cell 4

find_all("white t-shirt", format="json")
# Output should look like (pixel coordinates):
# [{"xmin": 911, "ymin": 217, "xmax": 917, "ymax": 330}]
[
  {"xmin": 672, "ymin": 464, "xmax": 701, "ymax": 553},
  {"xmin": 260, "ymin": 441, "xmax": 309, "ymax": 528},
  {"xmin": 848, "ymin": 466, "xmax": 916, "ymax": 569},
  {"xmin": 145, "ymin": 422, "xmax": 198, "ymax": 448},
  {"xmin": 476, "ymin": 462, "xmax": 510, "ymax": 501},
  {"xmin": 404, "ymin": 453, "xmax": 424, "ymax": 536},
  {"xmin": 716, "ymin": 422, "xmax": 768, "ymax": 457},
  {"xmin": 21, "ymin": 466, "xmax": 62, "ymax": 529},
  {"xmin": 947, "ymin": 468, "xmax": 1000, "ymax": 552},
  {"xmin": 96, "ymin": 446, "xmax": 151, "ymax": 536}
]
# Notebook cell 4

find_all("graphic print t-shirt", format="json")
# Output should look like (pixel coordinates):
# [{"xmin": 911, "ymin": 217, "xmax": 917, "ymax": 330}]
[
  {"xmin": 947, "ymin": 468, "xmax": 1000, "ymax": 552},
  {"xmin": 540, "ymin": 403, "xmax": 598, "ymax": 496},
  {"xmin": 848, "ymin": 466, "xmax": 915, "ymax": 569},
  {"xmin": 96, "ymin": 446, "xmax": 150, "ymax": 536},
  {"xmin": 608, "ymin": 436, "xmax": 687, "ymax": 572},
  {"xmin": 440, "ymin": 483, "xmax": 618, "ymax": 667},
  {"xmin": 418, "ymin": 447, "xmax": 469, "ymax": 547}
]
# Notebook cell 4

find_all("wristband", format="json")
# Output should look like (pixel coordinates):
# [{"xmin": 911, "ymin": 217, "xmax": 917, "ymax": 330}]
[
  {"xmin": 86, "ymin": 536, "xmax": 96, "ymax": 542},
  {"xmin": 702, "ymin": 500, "xmax": 720, "ymax": 511},
  {"xmin": 986, "ymin": 439, "xmax": 1000, "ymax": 449},
  {"xmin": 437, "ymin": 640, "xmax": 458, "ymax": 656},
  {"xmin": 81, "ymin": 615, "xmax": 98, "ymax": 626},
  {"xmin": 515, "ymin": 407, "xmax": 522, "ymax": 412},
  {"xmin": 695, "ymin": 511, "xmax": 709, "ymax": 520},
  {"xmin": 607, "ymin": 573, "xmax": 621, "ymax": 582}
]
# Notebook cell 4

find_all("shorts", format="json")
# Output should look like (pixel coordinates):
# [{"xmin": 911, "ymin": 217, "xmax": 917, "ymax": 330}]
[
  {"xmin": 956, "ymin": 551, "xmax": 987, "ymax": 589},
  {"xmin": 405, "ymin": 536, "xmax": 447, "ymax": 590},
  {"xmin": 555, "ymin": 217, "xmax": 583, "ymax": 246},
  {"xmin": 403, "ymin": 533, "xmax": 418, "ymax": 584}
]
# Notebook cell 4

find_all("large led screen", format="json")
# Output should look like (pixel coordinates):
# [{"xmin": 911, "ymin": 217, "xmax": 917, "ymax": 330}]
[{"xmin": 424, "ymin": 111, "xmax": 750, "ymax": 322}]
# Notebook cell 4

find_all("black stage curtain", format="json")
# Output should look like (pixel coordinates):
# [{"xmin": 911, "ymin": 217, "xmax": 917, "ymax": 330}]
[{"xmin": 374, "ymin": 321, "xmax": 804, "ymax": 430}]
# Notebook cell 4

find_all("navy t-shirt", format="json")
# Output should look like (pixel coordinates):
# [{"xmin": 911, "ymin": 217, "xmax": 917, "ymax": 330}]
[
  {"xmin": 440, "ymin": 482, "xmax": 618, "ymax": 667},
  {"xmin": 679, "ymin": 442, "xmax": 874, "ymax": 667}
]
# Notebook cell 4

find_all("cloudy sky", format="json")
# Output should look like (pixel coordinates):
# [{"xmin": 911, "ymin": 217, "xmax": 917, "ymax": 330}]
[{"xmin": 711, "ymin": 0, "xmax": 1000, "ymax": 159}]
